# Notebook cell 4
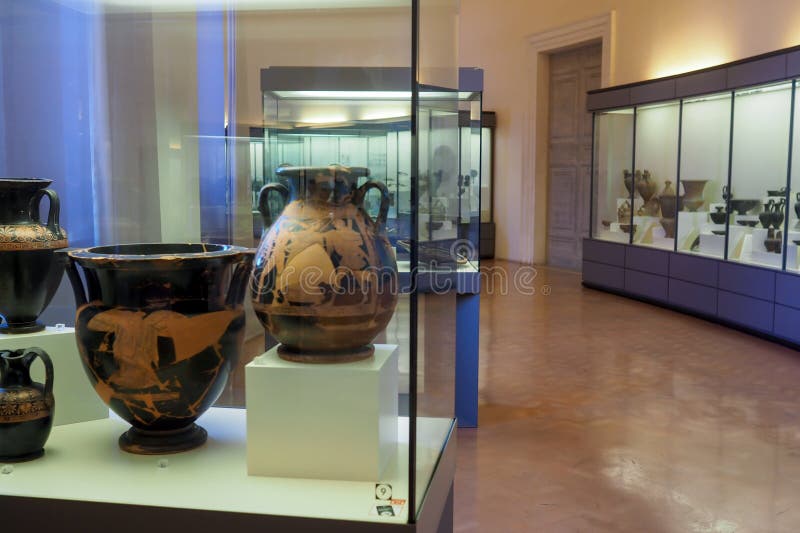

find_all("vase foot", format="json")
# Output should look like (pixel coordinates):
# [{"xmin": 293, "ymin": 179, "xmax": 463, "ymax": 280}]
[
  {"xmin": 0, "ymin": 321, "xmax": 45, "ymax": 334},
  {"xmin": 119, "ymin": 424, "xmax": 207, "ymax": 455},
  {"xmin": 278, "ymin": 344, "xmax": 375, "ymax": 364},
  {"xmin": 0, "ymin": 449, "xmax": 44, "ymax": 463}
]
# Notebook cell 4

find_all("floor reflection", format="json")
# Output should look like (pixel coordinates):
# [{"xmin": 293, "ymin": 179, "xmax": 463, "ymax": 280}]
[{"xmin": 455, "ymin": 260, "xmax": 800, "ymax": 532}]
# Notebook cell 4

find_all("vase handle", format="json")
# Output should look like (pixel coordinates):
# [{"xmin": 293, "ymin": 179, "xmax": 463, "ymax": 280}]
[
  {"xmin": 22, "ymin": 348, "xmax": 54, "ymax": 400},
  {"xmin": 357, "ymin": 180, "xmax": 391, "ymax": 230},
  {"xmin": 226, "ymin": 250, "xmax": 255, "ymax": 306},
  {"xmin": 29, "ymin": 188, "xmax": 62, "ymax": 235},
  {"xmin": 64, "ymin": 255, "xmax": 88, "ymax": 307},
  {"xmin": 257, "ymin": 183, "xmax": 290, "ymax": 230}
]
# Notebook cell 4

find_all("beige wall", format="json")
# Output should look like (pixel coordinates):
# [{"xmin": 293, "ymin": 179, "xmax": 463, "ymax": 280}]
[{"xmin": 459, "ymin": 0, "xmax": 800, "ymax": 263}]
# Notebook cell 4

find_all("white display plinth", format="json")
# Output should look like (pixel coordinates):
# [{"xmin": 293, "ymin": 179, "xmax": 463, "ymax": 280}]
[
  {"xmin": 246, "ymin": 344, "xmax": 399, "ymax": 481},
  {"xmin": 0, "ymin": 327, "xmax": 108, "ymax": 426}
]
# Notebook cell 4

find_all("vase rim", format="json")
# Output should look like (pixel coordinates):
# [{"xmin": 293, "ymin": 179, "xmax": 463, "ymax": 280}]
[
  {"xmin": 0, "ymin": 177, "xmax": 52, "ymax": 187},
  {"xmin": 275, "ymin": 164, "xmax": 370, "ymax": 179},
  {"xmin": 68, "ymin": 243, "xmax": 252, "ymax": 264}
]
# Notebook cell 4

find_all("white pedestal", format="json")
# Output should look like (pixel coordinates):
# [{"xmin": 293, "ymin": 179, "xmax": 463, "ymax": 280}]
[
  {"xmin": 246, "ymin": 344, "xmax": 399, "ymax": 481},
  {"xmin": 0, "ymin": 327, "xmax": 108, "ymax": 426}
]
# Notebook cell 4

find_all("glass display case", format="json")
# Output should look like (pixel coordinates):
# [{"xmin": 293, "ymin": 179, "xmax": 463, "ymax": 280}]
[
  {"xmin": 585, "ymin": 45, "xmax": 800, "ymax": 348},
  {"xmin": 590, "ymin": 75, "xmax": 799, "ymax": 271},
  {"xmin": 0, "ymin": 0, "xmax": 464, "ymax": 529}
]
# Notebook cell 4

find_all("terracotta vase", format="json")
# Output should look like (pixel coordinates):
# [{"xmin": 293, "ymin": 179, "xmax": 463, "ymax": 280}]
[
  {"xmin": 623, "ymin": 170, "xmax": 640, "ymax": 196},
  {"xmin": 617, "ymin": 200, "xmax": 632, "ymax": 223},
  {"xmin": 0, "ymin": 348, "xmax": 54, "ymax": 462},
  {"xmin": 65, "ymin": 243, "xmax": 253, "ymax": 454},
  {"xmin": 681, "ymin": 179, "xmax": 709, "ymax": 212},
  {"xmin": 795, "ymin": 192, "xmax": 800, "ymax": 219},
  {"xmin": 251, "ymin": 165, "xmax": 398, "ymax": 363},
  {"xmin": 0, "ymin": 178, "xmax": 68, "ymax": 333},
  {"xmin": 636, "ymin": 170, "xmax": 658, "ymax": 202},
  {"xmin": 658, "ymin": 181, "xmax": 683, "ymax": 218}
]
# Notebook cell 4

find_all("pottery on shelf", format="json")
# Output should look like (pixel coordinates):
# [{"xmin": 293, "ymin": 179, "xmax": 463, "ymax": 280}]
[
  {"xmin": 251, "ymin": 165, "xmax": 398, "ymax": 364},
  {"xmin": 65, "ymin": 243, "xmax": 253, "ymax": 454},
  {"xmin": 636, "ymin": 170, "xmax": 658, "ymax": 202},
  {"xmin": 680, "ymin": 179, "xmax": 709, "ymax": 212},
  {"xmin": 729, "ymin": 199, "xmax": 760, "ymax": 215},
  {"xmin": 659, "ymin": 218, "xmax": 677, "ymax": 238},
  {"xmin": 658, "ymin": 181, "xmax": 683, "ymax": 218},
  {"xmin": 709, "ymin": 206, "xmax": 728, "ymax": 225},
  {"xmin": 618, "ymin": 200, "xmax": 632, "ymax": 223},
  {"xmin": 0, "ymin": 178, "xmax": 68, "ymax": 334},
  {"xmin": 0, "ymin": 347, "xmax": 54, "ymax": 462},
  {"xmin": 736, "ymin": 220, "xmax": 758, "ymax": 227},
  {"xmin": 768, "ymin": 187, "xmax": 787, "ymax": 197},
  {"xmin": 620, "ymin": 224, "xmax": 636, "ymax": 234},
  {"xmin": 623, "ymin": 170, "xmax": 639, "ymax": 196},
  {"xmin": 764, "ymin": 237, "xmax": 783, "ymax": 253},
  {"xmin": 712, "ymin": 230, "xmax": 727, "ymax": 236},
  {"xmin": 795, "ymin": 192, "xmax": 800, "ymax": 219}
]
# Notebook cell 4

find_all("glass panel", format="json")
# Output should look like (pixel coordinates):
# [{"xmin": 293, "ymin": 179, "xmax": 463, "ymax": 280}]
[
  {"xmin": 592, "ymin": 109, "xmax": 634, "ymax": 243},
  {"xmin": 728, "ymin": 82, "xmax": 793, "ymax": 269},
  {"xmin": 458, "ymin": 93, "xmax": 482, "ymax": 257},
  {"xmin": 480, "ymin": 124, "xmax": 493, "ymax": 223},
  {"xmin": 633, "ymin": 101, "xmax": 680, "ymax": 250},
  {"xmin": 1, "ymin": 0, "xmax": 424, "ymax": 526},
  {"xmin": 415, "ymin": 0, "xmax": 460, "ymax": 519},
  {"xmin": 787, "ymin": 81, "xmax": 800, "ymax": 271},
  {"xmin": 678, "ymin": 92, "xmax": 732, "ymax": 259}
]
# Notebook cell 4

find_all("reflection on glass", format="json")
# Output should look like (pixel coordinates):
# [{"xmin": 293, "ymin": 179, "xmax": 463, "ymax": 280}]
[
  {"xmin": 678, "ymin": 92, "xmax": 732, "ymax": 259},
  {"xmin": 633, "ymin": 101, "xmax": 680, "ymax": 250},
  {"xmin": 728, "ymin": 82, "xmax": 793, "ymax": 269},
  {"xmin": 592, "ymin": 109, "xmax": 634, "ymax": 243},
  {"xmin": 787, "ymin": 80, "xmax": 800, "ymax": 271}
]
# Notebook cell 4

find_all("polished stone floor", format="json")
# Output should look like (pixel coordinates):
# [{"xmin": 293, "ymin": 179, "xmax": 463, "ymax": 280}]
[{"xmin": 455, "ymin": 261, "xmax": 800, "ymax": 532}]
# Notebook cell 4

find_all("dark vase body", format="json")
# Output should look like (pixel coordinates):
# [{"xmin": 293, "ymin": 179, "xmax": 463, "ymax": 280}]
[
  {"xmin": 251, "ymin": 165, "xmax": 398, "ymax": 363},
  {"xmin": 0, "ymin": 348, "xmax": 54, "ymax": 462},
  {"xmin": 65, "ymin": 243, "xmax": 253, "ymax": 454},
  {"xmin": 0, "ymin": 178, "xmax": 67, "ymax": 333}
]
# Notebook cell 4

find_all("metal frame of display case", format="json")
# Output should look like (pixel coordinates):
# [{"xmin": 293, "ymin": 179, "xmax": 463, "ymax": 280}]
[{"xmin": 584, "ymin": 44, "xmax": 800, "ymax": 349}]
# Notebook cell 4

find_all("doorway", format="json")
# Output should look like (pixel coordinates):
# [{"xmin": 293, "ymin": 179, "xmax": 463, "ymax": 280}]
[{"xmin": 545, "ymin": 42, "xmax": 601, "ymax": 270}]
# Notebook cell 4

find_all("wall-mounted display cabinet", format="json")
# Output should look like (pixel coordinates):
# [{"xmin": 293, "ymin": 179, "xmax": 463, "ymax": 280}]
[{"xmin": 585, "ymin": 45, "xmax": 800, "ymax": 348}]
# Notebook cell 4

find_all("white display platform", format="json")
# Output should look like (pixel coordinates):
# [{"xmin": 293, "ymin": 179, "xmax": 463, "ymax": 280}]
[
  {"xmin": 0, "ymin": 326, "xmax": 108, "ymax": 426},
  {"xmin": 0, "ymin": 407, "xmax": 454, "ymax": 525},
  {"xmin": 246, "ymin": 345, "xmax": 398, "ymax": 481}
]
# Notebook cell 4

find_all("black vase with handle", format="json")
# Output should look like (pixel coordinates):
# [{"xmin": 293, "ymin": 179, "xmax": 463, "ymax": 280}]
[
  {"xmin": 0, "ymin": 178, "xmax": 68, "ymax": 333},
  {"xmin": 0, "ymin": 347, "xmax": 55, "ymax": 462}
]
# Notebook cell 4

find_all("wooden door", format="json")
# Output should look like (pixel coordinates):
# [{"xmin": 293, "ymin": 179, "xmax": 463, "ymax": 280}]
[{"xmin": 546, "ymin": 43, "xmax": 601, "ymax": 269}]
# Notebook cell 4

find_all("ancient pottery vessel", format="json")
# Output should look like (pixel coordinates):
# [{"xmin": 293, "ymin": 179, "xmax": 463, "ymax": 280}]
[
  {"xmin": 617, "ymin": 200, "xmax": 632, "ymax": 223},
  {"xmin": 0, "ymin": 348, "xmax": 54, "ymax": 462},
  {"xmin": 680, "ymin": 179, "xmax": 709, "ymax": 212},
  {"xmin": 622, "ymin": 170, "xmax": 637, "ymax": 196},
  {"xmin": 764, "ymin": 237, "xmax": 783, "ymax": 253},
  {"xmin": 729, "ymin": 199, "xmax": 760, "ymax": 215},
  {"xmin": 795, "ymin": 192, "xmax": 800, "ymax": 219},
  {"xmin": 0, "ymin": 178, "xmax": 68, "ymax": 334},
  {"xmin": 636, "ymin": 171, "xmax": 657, "ymax": 202},
  {"xmin": 660, "ymin": 218, "xmax": 677, "ymax": 238},
  {"xmin": 251, "ymin": 165, "xmax": 398, "ymax": 364},
  {"xmin": 709, "ymin": 206, "xmax": 728, "ymax": 225},
  {"xmin": 65, "ymin": 243, "xmax": 253, "ymax": 454},
  {"xmin": 658, "ymin": 181, "xmax": 682, "ymax": 218}
]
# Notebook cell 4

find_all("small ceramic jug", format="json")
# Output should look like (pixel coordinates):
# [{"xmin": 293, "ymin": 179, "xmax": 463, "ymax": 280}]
[{"xmin": 0, "ymin": 347, "xmax": 54, "ymax": 462}]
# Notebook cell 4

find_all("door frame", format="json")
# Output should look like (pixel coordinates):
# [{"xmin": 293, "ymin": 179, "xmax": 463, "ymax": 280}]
[{"xmin": 520, "ymin": 12, "xmax": 616, "ymax": 264}]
